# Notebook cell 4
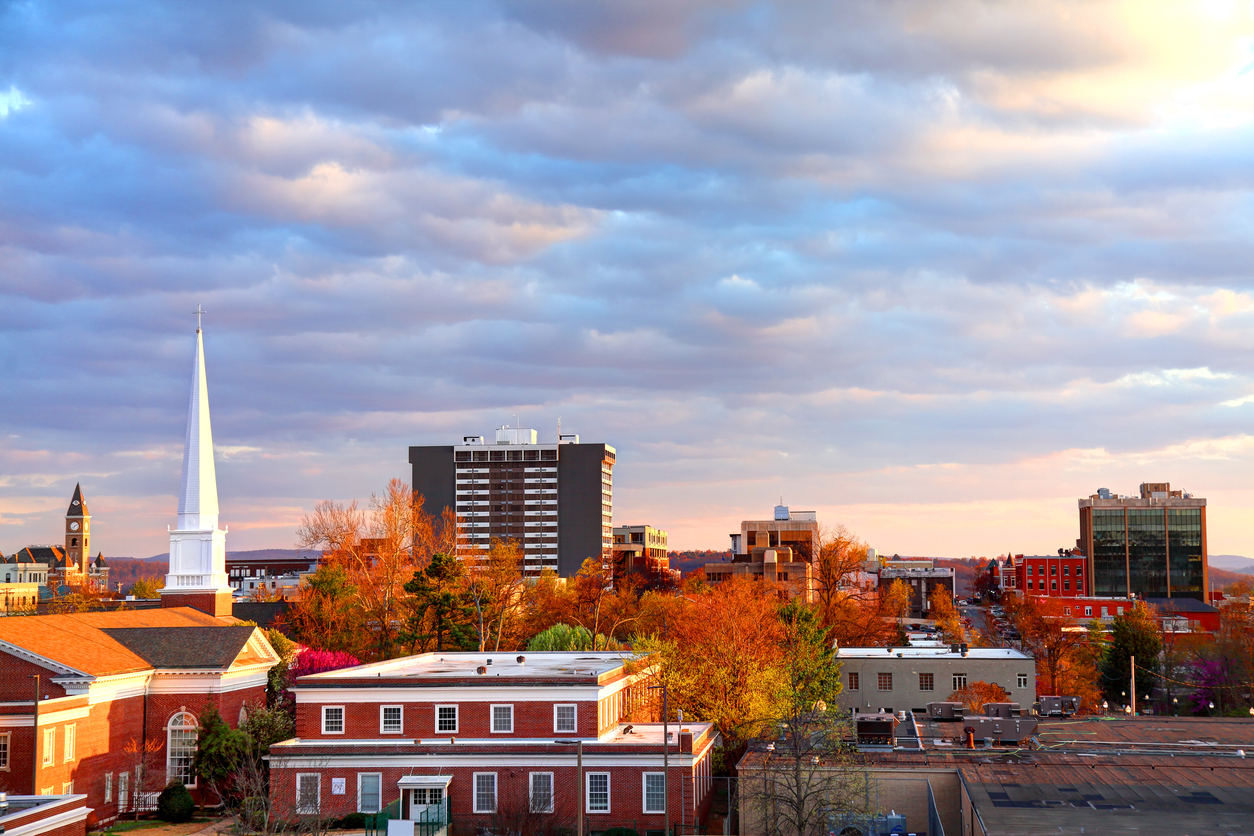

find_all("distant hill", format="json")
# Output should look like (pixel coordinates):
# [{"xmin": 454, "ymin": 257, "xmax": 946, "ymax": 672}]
[
  {"xmin": 108, "ymin": 548, "xmax": 319, "ymax": 563},
  {"xmin": 1208, "ymin": 554, "xmax": 1254, "ymax": 570}
]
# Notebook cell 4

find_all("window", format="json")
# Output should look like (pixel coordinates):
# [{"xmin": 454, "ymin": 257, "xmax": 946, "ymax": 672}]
[
  {"xmin": 119, "ymin": 773, "xmax": 129, "ymax": 810},
  {"xmin": 554, "ymin": 704, "xmax": 577, "ymax": 733},
  {"xmin": 1064, "ymin": 566, "xmax": 1070, "ymax": 576},
  {"xmin": 643, "ymin": 773, "xmax": 666, "ymax": 814},
  {"xmin": 847, "ymin": 672, "xmax": 859, "ymax": 690},
  {"xmin": 1051, "ymin": 580, "xmax": 1057, "ymax": 591},
  {"xmin": 296, "ymin": 774, "xmax": 321, "ymax": 814},
  {"xmin": 877, "ymin": 673, "xmax": 892, "ymax": 691},
  {"xmin": 1085, "ymin": 606, "xmax": 1093, "ymax": 617},
  {"xmin": 1027, "ymin": 579, "xmax": 1033, "ymax": 590},
  {"xmin": 474, "ymin": 773, "xmax": 497, "ymax": 813},
  {"xmin": 953, "ymin": 673, "xmax": 967, "ymax": 691},
  {"xmin": 380, "ymin": 706, "xmax": 403, "ymax": 734},
  {"xmin": 1027, "ymin": 565, "xmax": 1033, "ymax": 576},
  {"xmin": 492, "ymin": 704, "xmax": 514, "ymax": 733},
  {"xmin": 43, "ymin": 729, "xmax": 55, "ymax": 766},
  {"xmin": 1101, "ymin": 606, "xmax": 1109, "ymax": 617},
  {"xmin": 588, "ymin": 773, "xmax": 610, "ymax": 813},
  {"xmin": 322, "ymin": 706, "xmax": 345, "ymax": 734},
  {"xmin": 437, "ymin": 705, "xmax": 458, "ymax": 733},
  {"xmin": 0, "ymin": 732, "xmax": 8, "ymax": 770},
  {"xmin": 1117, "ymin": 607, "xmax": 1125, "ymax": 615},
  {"xmin": 167, "ymin": 711, "xmax": 198, "ymax": 786},
  {"xmin": 919, "ymin": 673, "xmax": 934, "ymax": 691},
  {"xmin": 1017, "ymin": 673, "xmax": 1029, "ymax": 689},
  {"xmin": 358, "ymin": 773, "xmax": 382, "ymax": 813},
  {"xmin": 105, "ymin": 773, "xmax": 112, "ymax": 803},
  {"xmin": 62, "ymin": 782, "xmax": 74, "ymax": 794},
  {"xmin": 1076, "ymin": 566, "xmax": 1083, "ymax": 575},
  {"xmin": 1064, "ymin": 606, "xmax": 1071, "ymax": 615},
  {"xmin": 64, "ymin": 723, "xmax": 75, "ymax": 762},
  {"xmin": 1064, "ymin": 580, "xmax": 1071, "ymax": 591},
  {"xmin": 1051, "ymin": 565, "xmax": 1057, "ymax": 576},
  {"xmin": 530, "ymin": 772, "xmax": 554, "ymax": 813}
]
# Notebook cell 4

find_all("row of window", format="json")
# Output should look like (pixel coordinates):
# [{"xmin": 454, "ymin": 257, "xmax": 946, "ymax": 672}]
[
  {"xmin": 39, "ymin": 724, "xmax": 76, "ymax": 766},
  {"xmin": 1062, "ymin": 604, "xmax": 1124, "ymax": 618},
  {"xmin": 1026, "ymin": 579, "xmax": 1074, "ymax": 591},
  {"xmin": 1026, "ymin": 564, "xmax": 1082, "ymax": 577},
  {"xmin": 321, "ymin": 703, "xmax": 580, "ymax": 735},
  {"xmin": 294, "ymin": 772, "xmax": 667, "ymax": 816},
  {"xmin": 847, "ymin": 672, "xmax": 1031, "ymax": 691}
]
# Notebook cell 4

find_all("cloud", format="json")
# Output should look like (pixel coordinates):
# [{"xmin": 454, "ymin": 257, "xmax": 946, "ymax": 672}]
[{"xmin": 2, "ymin": 0, "xmax": 1254, "ymax": 558}]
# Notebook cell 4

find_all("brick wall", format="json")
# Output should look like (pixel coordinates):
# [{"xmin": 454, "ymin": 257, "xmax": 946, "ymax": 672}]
[{"xmin": 297, "ymin": 699, "xmax": 602, "ymax": 740}]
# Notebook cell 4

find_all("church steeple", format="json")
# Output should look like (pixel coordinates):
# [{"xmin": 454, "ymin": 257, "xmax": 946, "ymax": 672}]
[
  {"xmin": 177, "ymin": 326, "xmax": 220, "ymax": 531},
  {"xmin": 163, "ymin": 311, "xmax": 232, "ymax": 618}
]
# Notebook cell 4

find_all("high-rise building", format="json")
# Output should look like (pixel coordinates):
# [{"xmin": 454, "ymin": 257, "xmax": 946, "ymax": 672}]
[
  {"xmin": 409, "ymin": 427, "xmax": 614, "ymax": 577},
  {"xmin": 162, "ymin": 322, "xmax": 233, "ymax": 617},
  {"xmin": 1078, "ymin": 482, "xmax": 1207, "ymax": 601}
]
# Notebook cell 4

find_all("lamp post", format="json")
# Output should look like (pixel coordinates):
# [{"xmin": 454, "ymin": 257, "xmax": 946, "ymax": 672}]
[
  {"xmin": 649, "ymin": 684, "xmax": 670, "ymax": 836},
  {"xmin": 555, "ymin": 739, "xmax": 583, "ymax": 836},
  {"xmin": 1102, "ymin": 700, "xmax": 1108, "ymax": 716},
  {"xmin": 1173, "ymin": 697, "xmax": 1178, "ymax": 717}
]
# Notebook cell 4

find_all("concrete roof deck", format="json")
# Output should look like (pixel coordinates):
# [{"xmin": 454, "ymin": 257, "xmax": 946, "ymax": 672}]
[
  {"xmin": 835, "ymin": 645, "xmax": 1033, "ymax": 660},
  {"xmin": 296, "ymin": 651, "xmax": 643, "ymax": 684}
]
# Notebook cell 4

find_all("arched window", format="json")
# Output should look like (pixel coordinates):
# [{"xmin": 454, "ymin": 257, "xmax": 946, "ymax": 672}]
[{"xmin": 166, "ymin": 712, "xmax": 198, "ymax": 786}]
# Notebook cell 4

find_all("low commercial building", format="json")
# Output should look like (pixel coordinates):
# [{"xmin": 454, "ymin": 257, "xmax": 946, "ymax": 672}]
[
  {"xmin": 1015, "ymin": 552, "xmax": 1088, "ymax": 597},
  {"xmin": 612, "ymin": 525, "xmax": 672, "ymax": 583},
  {"xmin": 877, "ymin": 561, "xmax": 955, "ymax": 618},
  {"xmin": 269, "ymin": 652, "xmax": 719, "ymax": 833},
  {"xmin": 834, "ymin": 646, "xmax": 1037, "ymax": 715}
]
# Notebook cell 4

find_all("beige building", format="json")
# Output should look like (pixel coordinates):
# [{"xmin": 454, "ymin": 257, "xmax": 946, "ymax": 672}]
[
  {"xmin": 0, "ymin": 581, "xmax": 40, "ymax": 612},
  {"xmin": 703, "ymin": 546, "xmax": 815, "ymax": 601},
  {"xmin": 729, "ymin": 505, "xmax": 820, "ymax": 562},
  {"xmin": 835, "ymin": 645, "xmax": 1036, "ymax": 714}
]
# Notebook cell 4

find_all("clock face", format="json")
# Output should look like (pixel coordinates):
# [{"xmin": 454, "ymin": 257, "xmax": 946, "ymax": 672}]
[{"xmin": 70, "ymin": 522, "xmax": 80, "ymax": 531}]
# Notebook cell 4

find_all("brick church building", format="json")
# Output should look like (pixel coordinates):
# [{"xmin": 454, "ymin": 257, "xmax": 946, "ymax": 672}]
[
  {"xmin": 0, "ymin": 322, "xmax": 279, "ymax": 821},
  {"xmin": 269, "ymin": 652, "xmax": 720, "ymax": 834}
]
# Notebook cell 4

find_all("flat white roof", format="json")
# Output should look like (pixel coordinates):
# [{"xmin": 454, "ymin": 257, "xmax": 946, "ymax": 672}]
[
  {"xmin": 836, "ymin": 646, "xmax": 1033, "ymax": 660},
  {"xmin": 296, "ymin": 651, "xmax": 639, "ymax": 680}
]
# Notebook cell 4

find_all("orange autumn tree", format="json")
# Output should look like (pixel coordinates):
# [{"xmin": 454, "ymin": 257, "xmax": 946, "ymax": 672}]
[
  {"xmin": 1005, "ymin": 594, "xmax": 1100, "ymax": 709},
  {"xmin": 949, "ymin": 680, "xmax": 1010, "ymax": 713}
]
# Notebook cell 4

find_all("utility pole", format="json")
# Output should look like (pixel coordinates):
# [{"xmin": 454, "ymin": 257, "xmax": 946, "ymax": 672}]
[{"xmin": 1131, "ymin": 655, "xmax": 1136, "ymax": 716}]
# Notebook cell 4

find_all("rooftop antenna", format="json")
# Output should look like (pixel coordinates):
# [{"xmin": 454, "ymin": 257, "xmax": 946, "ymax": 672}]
[
  {"xmin": 193, "ymin": 303, "xmax": 206, "ymax": 332},
  {"xmin": 557, "ymin": 416, "xmax": 562, "ymax": 440}
]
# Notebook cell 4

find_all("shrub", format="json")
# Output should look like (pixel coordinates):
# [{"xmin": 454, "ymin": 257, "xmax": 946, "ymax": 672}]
[
  {"xmin": 338, "ymin": 813, "xmax": 366, "ymax": 829},
  {"xmin": 157, "ymin": 781, "xmax": 195, "ymax": 823},
  {"xmin": 602, "ymin": 828, "xmax": 638, "ymax": 836}
]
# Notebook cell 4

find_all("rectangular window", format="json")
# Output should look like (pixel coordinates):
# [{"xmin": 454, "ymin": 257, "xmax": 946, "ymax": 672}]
[
  {"xmin": 847, "ymin": 672, "xmax": 859, "ymax": 690},
  {"xmin": 1017, "ymin": 673, "xmax": 1029, "ymax": 689},
  {"xmin": 492, "ymin": 704, "xmax": 514, "ymax": 733},
  {"xmin": 953, "ymin": 673, "xmax": 967, "ymax": 691},
  {"xmin": 64, "ymin": 724, "xmax": 75, "ymax": 762},
  {"xmin": 0, "ymin": 732, "xmax": 8, "ymax": 770},
  {"xmin": 1101, "ymin": 606, "xmax": 1109, "ymax": 617},
  {"xmin": 474, "ymin": 773, "xmax": 497, "ymax": 813},
  {"xmin": 1117, "ymin": 607, "xmax": 1125, "ymax": 615},
  {"xmin": 380, "ymin": 706, "xmax": 403, "ymax": 734},
  {"xmin": 919, "ymin": 673, "xmax": 934, "ymax": 691},
  {"xmin": 1027, "ymin": 579, "xmax": 1033, "ymax": 589},
  {"xmin": 1064, "ymin": 580, "xmax": 1071, "ymax": 591},
  {"xmin": 358, "ymin": 773, "xmax": 382, "ymax": 813},
  {"xmin": 530, "ymin": 772, "xmax": 554, "ymax": 814},
  {"xmin": 119, "ymin": 773, "xmax": 129, "ymax": 810},
  {"xmin": 437, "ymin": 705, "xmax": 458, "ymax": 733},
  {"xmin": 297, "ymin": 774, "xmax": 321, "ymax": 814},
  {"xmin": 1064, "ymin": 606, "xmax": 1071, "ymax": 615},
  {"xmin": 1027, "ymin": 565, "xmax": 1033, "ymax": 576},
  {"xmin": 588, "ymin": 773, "xmax": 610, "ymax": 813},
  {"xmin": 643, "ymin": 773, "xmax": 666, "ymax": 814},
  {"xmin": 1064, "ymin": 566, "xmax": 1070, "ymax": 576},
  {"xmin": 1051, "ymin": 565, "xmax": 1057, "ymax": 576},
  {"xmin": 1052, "ymin": 580, "xmax": 1058, "ymax": 590},
  {"xmin": 43, "ymin": 729, "xmax": 55, "ymax": 766},
  {"xmin": 877, "ymin": 672, "xmax": 892, "ymax": 691},
  {"xmin": 62, "ymin": 781, "xmax": 73, "ymax": 794},
  {"xmin": 105, "ymin": 773, "xmax": 112, "ymax": 803},
  {"xmin": 554, "ymin": 704, "xmax": 577, "ymax": 733},
  {"xmin": 321, "ymin": 706, "xmax": 345, "ymax": 734}
]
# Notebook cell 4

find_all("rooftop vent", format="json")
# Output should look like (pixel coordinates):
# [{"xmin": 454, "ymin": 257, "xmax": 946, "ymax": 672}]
[
  {"xmin": 559, "ymin": 433, "xmax": 580, "ymax": 444},
  {"xmin": 476, "ymin": 666, "xmax": 487, "ymax": 675},
  {"xmin": 516, "ymin": 655, "xmax": 526, "ymax": 665}
]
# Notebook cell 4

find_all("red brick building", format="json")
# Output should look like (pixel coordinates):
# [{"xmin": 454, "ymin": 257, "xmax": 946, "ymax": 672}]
[
  {"xmin": 269, "ymin": 652, "xmax": 720, "ymax": 835},
  {"xmin": 0, "ymin": 607, "xmax": 279, "ymax": 821},
  {"xmin": 0, "ymin": 793, "xmax": 92, "ymax": 836},
  {"xmin": 1013, "ymin": 553, "xmax": 1088, "ymax": 597}
]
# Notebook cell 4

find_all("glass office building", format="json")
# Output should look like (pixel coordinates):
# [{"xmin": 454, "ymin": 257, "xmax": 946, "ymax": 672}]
[{"xmin": 1079, "ymin": 483, "xmax": 1207, "ymax": 601}]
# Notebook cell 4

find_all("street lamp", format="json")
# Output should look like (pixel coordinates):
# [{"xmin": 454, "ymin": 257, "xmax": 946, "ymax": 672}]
[
  {"xmin": 648, "ymin": 684, "xmax": 670, "ymax": 836},
  {"xmin": 1209, "ymin": 701, "xmax": 1216, "ymax": 716},
  {"xmin": 555, "ymin": 739, "xmax": 583, "ymax": 836},
  {"xmin": 1173, "ymin": 697, "xmax": 1178, "ymax": 717},
  {"xmin": 1102, "ymin": 700, "xmax": 1108, "ymax": 715}
]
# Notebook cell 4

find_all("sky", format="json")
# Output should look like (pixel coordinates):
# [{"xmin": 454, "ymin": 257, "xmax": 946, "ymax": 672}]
[{"xmin": 2, "ymin": 0, "xmax": 1254, "ymax": 560}]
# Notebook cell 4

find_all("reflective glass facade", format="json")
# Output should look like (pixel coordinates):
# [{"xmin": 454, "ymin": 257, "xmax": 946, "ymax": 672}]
[
  {"xmin": 1092, "ymin": 509, "xmax": 1127, "ymax": 597},
  {"xmin": 1128, "ymin": 509, "xmax": 1167, "ymax": 598},
  {"xmin": 1168, "ymin": 508, "xmax": 1204, "ymax": 598}
]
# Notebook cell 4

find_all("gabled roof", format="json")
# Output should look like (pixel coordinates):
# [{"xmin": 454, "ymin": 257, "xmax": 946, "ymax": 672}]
[
  {"xmin": 67, "ymin": 483, "xmax": 88, "ymax": 517},
  {"xmin": 8, "ymin": 546, "xmax": 65, "ymax": 568},
  {"xmin": 0, "ymin": 607, "xmax": 245, "ymax": 677},
  {"xmin": 102, "ymin": 626, "xmax": 257, "ymax": 668}
]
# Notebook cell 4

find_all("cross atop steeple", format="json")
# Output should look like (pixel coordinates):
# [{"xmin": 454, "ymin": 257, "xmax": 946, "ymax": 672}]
[{"xmin": 193, "ymin": 303, "xmax": 206, "ymax": 332}]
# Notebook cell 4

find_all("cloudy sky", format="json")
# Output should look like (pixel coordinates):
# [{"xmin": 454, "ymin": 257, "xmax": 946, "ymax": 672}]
[{"xmin": 3, "ymin": 0, "xmax": 1254, "ymax": 560}]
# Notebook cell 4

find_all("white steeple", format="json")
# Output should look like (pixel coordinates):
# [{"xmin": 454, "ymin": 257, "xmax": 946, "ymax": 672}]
[
  {"xmin": 163, "ymin": 313, "xmax": 231, "ymax": 612},
  {"xmin": 177, "ymin": 327, "xmax": 220, "ymax": 530}
]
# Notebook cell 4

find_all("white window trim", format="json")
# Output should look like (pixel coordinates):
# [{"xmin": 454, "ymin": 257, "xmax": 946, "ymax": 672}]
[
  {"xmin": 473, "ymin": 772, "xmax": 497, "ymax": 814},
  {"xmin": 166, "ymin": 711, "xmax": 199, "ymax": 788},
  {"xmin": 491, "ymin": 704, "xmax": 514, "ymax": 734},
  {"xmin": 587, "ymin": 772, "xmax": 611, "ymax": 814},
  {"xmin": 322, "ymin": 705, "xmax": 345, "ymax": 735},
  {"xmin": 296, "ymin": 773, "xmax": 321, "ymax": 815},
  {"xmin": 380, "ymin": 705, "xmax": 404, "ymax": 735},
  {"xmin": 436, "ymin": 704, "xmax": 458, "ymax": 734},
  {"xmin": 642, "ymin": 772, "xmax": 666, "ymax": 814},
  {"xmin": 43, "ymin": 728, "xmax": 55, "ymax": 767},
  {"xmin": 0, "ymin": 731, "xmax": 10, "ymax": 771},
  {"xmin": 104, "ymin": 772, "xmax": 112, "ymax": 802},
  {"xmin": 64, "ymin": 723, "xmax": 75, "ymax": 762},
  {"xmin": 529, "ymin": 772, "xmax": 555, "ymax": 814},
  {"xmin": 554, "ymin": 703, "xmax": 577, "ymax": 734},
  {"xmin": 357, "ymin": 772, "xmax": 383, "ymax": 814}
]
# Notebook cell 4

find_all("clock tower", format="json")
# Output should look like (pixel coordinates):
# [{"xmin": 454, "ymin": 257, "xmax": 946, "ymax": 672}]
[{"xmin": 65, "ymin": 482, "xmax": 90, "ymax": 575}]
